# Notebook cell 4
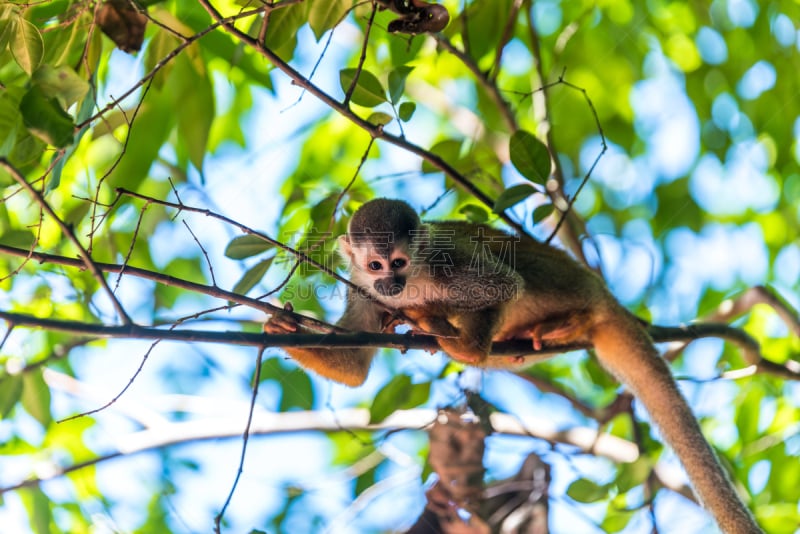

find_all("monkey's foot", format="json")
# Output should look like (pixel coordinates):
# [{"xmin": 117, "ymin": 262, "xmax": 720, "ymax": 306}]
[
  {"xmin": 525, "ymin": 314, "xmax": 592, "ymax": 350},
  {"xmin": 263, "ymin": 302, "xmax": 299, "ymax": 334}
]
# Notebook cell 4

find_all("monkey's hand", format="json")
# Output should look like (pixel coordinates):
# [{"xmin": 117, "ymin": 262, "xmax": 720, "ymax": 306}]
[{"xmin": 263, "ymin": 302, "xmax": 300, "ymax": 334}]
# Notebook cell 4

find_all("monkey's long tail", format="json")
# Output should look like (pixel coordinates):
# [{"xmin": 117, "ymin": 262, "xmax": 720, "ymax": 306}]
[{"xmin": 591, "ymin": 308, "xmax": 763, "ymax": 534}]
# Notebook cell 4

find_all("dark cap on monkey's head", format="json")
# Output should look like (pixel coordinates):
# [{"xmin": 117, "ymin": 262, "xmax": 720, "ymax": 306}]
[{"xmin": 347, "ymin": 199, "xmax": 420, "ymax": 251}]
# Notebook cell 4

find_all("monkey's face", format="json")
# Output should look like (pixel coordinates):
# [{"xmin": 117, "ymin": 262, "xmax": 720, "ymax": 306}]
[{"xmin": 344, "ymin": 239, "xmax": 413, "ymax": 300}]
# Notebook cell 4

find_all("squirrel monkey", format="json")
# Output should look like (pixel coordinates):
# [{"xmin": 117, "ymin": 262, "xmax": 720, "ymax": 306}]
[{"xmin": 264, "ymin": 198, "xmax": 762, "ymax": 534}]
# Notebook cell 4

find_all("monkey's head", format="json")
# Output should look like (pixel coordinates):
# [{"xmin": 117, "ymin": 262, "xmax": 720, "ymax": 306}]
[{"xmin": 339, "ymin": 199, "xmax": 420, "ymax": 300}]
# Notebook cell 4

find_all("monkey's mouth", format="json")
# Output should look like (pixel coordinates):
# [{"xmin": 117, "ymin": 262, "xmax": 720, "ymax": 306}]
[{"xmin": 374, "ymin": 277, "xmax": 405, "ymax": 297}]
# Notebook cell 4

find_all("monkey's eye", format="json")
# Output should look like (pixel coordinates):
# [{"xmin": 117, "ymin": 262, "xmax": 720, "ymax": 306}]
[
  {"xmin": 391, "ymin": 258, "xmax": 407, "ymax": 269},
  {"xmin": 367, "ymin": 261, "xmax": 383, "ymax": 271}
]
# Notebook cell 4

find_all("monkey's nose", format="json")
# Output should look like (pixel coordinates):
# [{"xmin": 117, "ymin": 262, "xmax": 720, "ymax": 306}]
[{"xmin": 375, "ymin": 277, "xmax": 405, "ymax": 296}]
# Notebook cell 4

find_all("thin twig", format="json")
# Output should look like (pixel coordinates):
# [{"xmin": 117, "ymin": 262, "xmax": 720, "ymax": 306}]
[
  {"xmin": 88, "ymin": 77, "xmax": 154, "ymax": 252},
  {"xmin": 489, "ymin": 0, "xmax": 523, "ymax": 84},
  {"xmin": 115, "ymin": 188, "xmax": 351, "ymax": 287},
  {"xmin": 214, "ymin": 347, "xmax": 265, "ymax": 532},
  {"xmin": 183, "ymin": 220, "xmax": 218, "ymax": 287},
  {"xmin": 343, "ymin": 1, "xmax": 378, "ymax": 107},
  {"xmin": 0, "ymin": 159, "xmax": 132, "ymax": 325},
  {"xmin": 332, "ymin": 137, "xmax": 376, "ymax": 227},
  {"xmin": 0, "ymin": 243, "xmax": 341, "ymax": 334},
  {"xmin": 115, "ymin": 199, "xmax": 150, "ymax": 292},
  {"xmin": 544, "ymin": 74, "xmax": 607, "ymax": 244},
  {"xmin": 59, "ymin": 340, "xmax": 162, "ymax": 423}
]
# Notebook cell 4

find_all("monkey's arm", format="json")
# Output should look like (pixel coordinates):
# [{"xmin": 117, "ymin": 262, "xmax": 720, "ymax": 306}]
[{"xmin": 264, "ymin": 292, "xmax": 385, "ymax": 387}]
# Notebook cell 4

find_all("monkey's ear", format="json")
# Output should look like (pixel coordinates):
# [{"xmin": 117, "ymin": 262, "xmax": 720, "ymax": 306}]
[{"xmin": 337, "ymin": 234, "xmax": 352, "ymax": 258}]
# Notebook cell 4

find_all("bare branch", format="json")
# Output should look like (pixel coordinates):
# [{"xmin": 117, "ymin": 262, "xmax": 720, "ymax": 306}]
[{"xmin": 0, "ymin": 408, "xmax": 640, "ymax": 495}]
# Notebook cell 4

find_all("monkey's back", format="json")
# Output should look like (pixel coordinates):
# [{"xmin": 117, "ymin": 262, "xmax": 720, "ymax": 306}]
[{"xmin": 426, "ymin": 221, "xmax": 611, "ymax": 338}]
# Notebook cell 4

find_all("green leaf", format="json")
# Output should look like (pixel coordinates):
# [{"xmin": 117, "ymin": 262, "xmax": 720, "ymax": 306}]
[
  {"xmin": 532, "ymin": 203, "xmax": 555, "ymax": 224},
  {"xmin": 0, "ymin": 8, "xmax": 17, "ymax": 52},
  {"xmin": 105, "ymin": 90, "xmax": 172, "ymax": 190},
  {"xmin": 0, "ymin": 86, "xmax": 22, "ymax": 157},
  {"xmin": 27, "ymin": 487, "xmax": 53, "ymax": 534},
  {"xmin": 398, "ymin": 101, "xmax": 416, "ymax": 122},
  {"xmin": 615, "ymin": 457, "xmax": 652, "ymax": 493},
  {"xmin": 21, "ymin": 369, "xmax": 52, "ymax": 428},
  {"xmin": 263, "ymin": 3, "xmax": 308, "ymax": 58},
  {"xmin": 0, "ymin": 374, "xmax": 23, "ymax": 419},
  {"xmin": 600, "ymin": 509, "xmax": 635, "ymax": 533},
  {"xmin": 390, "ymin": 34, "xmax": 423, "ymax": 66},
  {"xmin": 225, "ymin": 235, "xmax": 273, "ymax": 259},
  {"xmin": 388, "ymin": 66, "xmax": 414, "ymax": 104},
  {"xmin": 279, "ymin": 371, "xmax": 314, "ymax": 411},
  {"xmin": 32, "ymin": 65, "xmax": 90, "ymax": 108},
  {"xmin": 400, "ymin": 381, "xmax": 430, "ymax": 410},
  {"xmin": 339, "ymin": 68, "xmax": 387, "ymax": 108},
  {"xmin": 367, "ymin": 111, "xmax": 393, "ymax": 126},
  {"xmin": 736, "ymin": 382, "xmax": 764, "ymax": 443},
  {"xmin": 459, "ymin": 203, "xmax": 489, "ymax": 223},
  {"xmin": 756, "ymin": 504, "xmax": 800, "ymax": 533},
  {"xmin": 8, "ymin": 129, "xmax": 45, "ymax": 167},
  {"xmin": 19, "ymin": 85, "xmax": 75, "ymax": 148},
  {"xmin": 566, "ymin": 478, "xmax": 610, "ymax": 503},
  {"xmin": 509, "ymin": 129, "xmax": 551, "ymax": 185},
  {"xmin": 308, "ymin": 0, "xmax": 350, "ymax": 41},
  {"xmin": 10, "ymin": 16, "xmax": 43, "ymax": 75},
  {"xmin": 167, "ymin": 54, "xmax": 214, "ymax": 172},
  {"xmin": 0, "ymin": 229, "xmax": 35, "ymax": 248},
  {"xmin": 492, "ymin": 183, "xmax": 537, "ymax": 213},
  {"xmin": 232, "ymin": 257, "xmax": 273, "ymax": 296},
  {"xmin": 421, "ymin": 139, "xmax": 462, "ymax": 173},
  {"xmin": 48, "ymin": 82, "xmax": 96, "ymax": 191},
  {"xmin": 355, "ymin": 463, "xmax": 378, "ymax": 496},
  {"xmin": 369, "ymin": 374, "xmax": 412, "ymax": 424}
]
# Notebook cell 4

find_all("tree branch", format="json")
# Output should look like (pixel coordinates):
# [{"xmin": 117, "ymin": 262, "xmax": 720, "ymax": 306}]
[{"xmin": 1, "ymin": 309, "xmax": 796, "ymax": 379}]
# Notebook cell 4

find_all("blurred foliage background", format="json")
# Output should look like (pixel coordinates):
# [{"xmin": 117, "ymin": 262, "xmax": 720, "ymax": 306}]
[{"xmin": 0, "ymin": 0, "xmax": 799, "ymax": 532}]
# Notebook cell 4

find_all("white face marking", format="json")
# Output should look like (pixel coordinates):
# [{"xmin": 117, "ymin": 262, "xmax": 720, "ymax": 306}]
[{"xmin": 347, "ymin": 242, "xmax": 441, "ymax": 307}]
